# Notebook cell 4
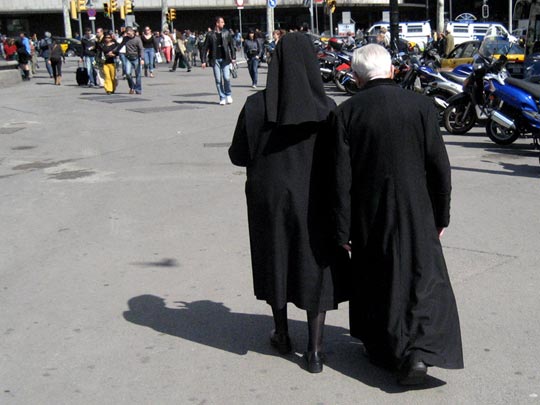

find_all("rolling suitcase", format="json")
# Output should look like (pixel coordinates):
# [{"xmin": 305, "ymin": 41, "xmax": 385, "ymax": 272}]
[{"xmin": 76, "ymin": 65, "xmax": 89, "ymax": 86}]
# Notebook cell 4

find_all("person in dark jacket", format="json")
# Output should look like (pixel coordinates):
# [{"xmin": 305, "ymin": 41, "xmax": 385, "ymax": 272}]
[
  {"xmin": 120, "ymin": 26, "xmax": 144, "ymax": 94},
  {"xmin": 38, "ymin": 32, "xmax": 54, "ymax": 78},
  {"xmin": 48, "ymin": 40, "xmax": 65, "ymax": 85},
  {"xmin": 331, "ymin": 44, "xmax": 463, "ymax": 385},
  {"xmin": 16, "ymin": 39, "xmax": 31, "ymax": 81},
  {"xmin": 201, "ymin": 16, "xmax": 236, "ymax": 105},
  {"xmin": 80, "ymin": 27, "xmax": 98, "ymax": 87},
  {"xmin": 229, "ymin": 32, "xmax": 349, "ymax": 374},
  {"xmin": 243, "ymin": 30, "xmax": 262, "ymax": 88}
]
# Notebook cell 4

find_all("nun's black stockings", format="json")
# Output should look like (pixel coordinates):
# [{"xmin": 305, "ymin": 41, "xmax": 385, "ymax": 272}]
[{"xmin": 307, "ymin": 310, "xmax": 326, "ymax": 352}]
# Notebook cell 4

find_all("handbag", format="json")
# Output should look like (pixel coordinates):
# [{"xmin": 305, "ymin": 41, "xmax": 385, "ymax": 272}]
[
  {"xmin": 230, "ymin": 62, "xmax": 238, "ymax": 79},
  {"xmin": 155, "ymin": 51, "xmax": 163, "ymax": 64}
]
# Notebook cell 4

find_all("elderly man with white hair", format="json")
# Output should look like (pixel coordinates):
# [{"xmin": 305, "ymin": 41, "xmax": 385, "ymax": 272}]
[{"xmin": 330, "ymin": 44, "xmax": 464, "ymax": 385}]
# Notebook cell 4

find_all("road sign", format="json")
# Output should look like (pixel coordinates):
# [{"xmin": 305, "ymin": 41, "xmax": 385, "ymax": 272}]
[
  {"xmin": 87, "ymin": 8, "xmax": 96, "ymax": 17},
  {"xmin": 268, "ymin": 0, "xmax": 277, "ymax": 8}
]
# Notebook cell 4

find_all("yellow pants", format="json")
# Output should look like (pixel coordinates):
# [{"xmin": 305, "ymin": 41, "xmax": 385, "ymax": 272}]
[{"xmin": 103, "ymin": 63, "xmax": 117, "ymax": 93}]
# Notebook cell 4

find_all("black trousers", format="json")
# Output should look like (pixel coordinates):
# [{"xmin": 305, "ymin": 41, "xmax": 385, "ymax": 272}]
[
  {"xmin": 50, "ymin": 58, "xmax": 62, "ymax": 78},
  {"xmin": 171, "ymin": 50, "xmax": 191, "ymax": 70}
]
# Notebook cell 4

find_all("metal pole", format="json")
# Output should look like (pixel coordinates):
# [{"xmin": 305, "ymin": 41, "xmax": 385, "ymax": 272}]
[
  {"xmin": 310, "ymin": 0, "xmax": 314, "ymax": 32},
  {"xmin": 111, "ymin": 13, "xmax": 115, "ymax": 33},
  {"xmin": 267, "ymin": 2, "xmax": 272, "ymax": 39},
  {"xmin": 161, "ymin": 0, "xmax": 168, "ymax": 31},
  {"xmin": 449, "ymin": 0, "xmax": 453, "ymax": 22},
  {"xmin": 78, "ymin": 12, "xmax": 83, "ymax": 37},
  {"xmin": 63, "ymin": 0, "xmax": 73, "ymax": 38},
  {"xmin": 437, "ymin": 0, "xmax": 444, "ymax": 33},
  {"xmin": 315, "ymin": 2, "xmax": 319, "ymax": 34},
  {"xmin": 389, "ymin": 0, "xmax": 399, "ymax": 51},
  {"xmin": 330, "ymin": 11, "xmax": 333, "ymax": 36},
  {"xmin": 239, "ymin": 8, "xmax": 243, "ymax": 36},
  {"xmin": 509, "ymin": 0, "xmax": 513, "ymax": 32},
  {"xmin": 91, "ymin": 19, "xmax": 96, "ymax": 34}
]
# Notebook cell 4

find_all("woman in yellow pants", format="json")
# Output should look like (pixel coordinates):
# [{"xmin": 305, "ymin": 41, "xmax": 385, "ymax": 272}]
[{"xmin": 100, "ymin": 32, "xmax": 118, "ymax": 94}]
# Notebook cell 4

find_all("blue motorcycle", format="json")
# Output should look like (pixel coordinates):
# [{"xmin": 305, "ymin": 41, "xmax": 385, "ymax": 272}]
[{"xmin": 484, "ymin": 60, "xmax": 540, "ymax": 146}]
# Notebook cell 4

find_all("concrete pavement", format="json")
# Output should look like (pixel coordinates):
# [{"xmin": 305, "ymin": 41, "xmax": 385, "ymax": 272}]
[{"xmin": 1, "ymin": 58, "xmax": 539, "ymax": 404}]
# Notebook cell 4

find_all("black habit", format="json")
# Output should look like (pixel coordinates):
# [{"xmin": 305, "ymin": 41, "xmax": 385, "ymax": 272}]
[
  {"xmin": 332, "ymin": 79, "xmax": 464, "ymax": 369},
  {"xmin": 229, "ymin": 33, "xmax": 348, "ymax": 312}
]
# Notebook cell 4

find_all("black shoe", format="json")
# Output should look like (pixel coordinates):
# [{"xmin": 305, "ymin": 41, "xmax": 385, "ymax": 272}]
[
  {"xmin": 169, "ymin": 69, "xmax": 176, "ymax": 72},
  {"xmin": 304, "ymin": 351, "xmax": 324, "ymax": 373},
  {"xmin": 269, "ymin": 330, "xmax": 292, "ymax": 354},
  {"xmin": 187, "ymin": 69, "xmax": 191, "ymax": 72},
  {"xmin": 398, "ymin": 358, "xmax": 428, "ymax": 386}
]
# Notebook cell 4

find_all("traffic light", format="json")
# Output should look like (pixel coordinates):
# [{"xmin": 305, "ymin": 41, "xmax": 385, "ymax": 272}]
[
  {"xmin": 125, "ymin": 0, "xmax": 132, "ymax": 14},
  {"xmin": 120, "ymin": 4, "xmax": 126, "ymax": 19},
  {"xmin": 70, "ymin": 0, "xmax": 78, "ymax": 19},
  {"xmin": 327, "ymin": 0, "xmax": 336, "ymax": 14},
  {"xmin": 169, "ymin": 8, "xmax": 176, "ymax": 21},
  {"xmin": 110, "ymin": 0, "xmax": 118, "ymax": 12},
  {"xmin": 103, "ymin": 2, "xmax": 110, "ymax": 16},
  {"xmin": 78, "ymin": 0, "xmax": 86, "ymax": 11}
]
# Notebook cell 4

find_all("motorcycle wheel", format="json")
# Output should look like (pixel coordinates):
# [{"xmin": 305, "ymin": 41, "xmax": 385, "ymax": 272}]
[
  {"xmin": 485, "ymin": 119, "xmax": 520, "ymax": 145},
  {"xmin": 334, "ymin": 72, "xmax": 347, "ymax": 92},
  {"xmin": 443, "ymin": 101, "xmax": 476, "ymax": 135},
  {"xmin": 344, "ymin": 78, "xmax": 359, "ymax": 95}
]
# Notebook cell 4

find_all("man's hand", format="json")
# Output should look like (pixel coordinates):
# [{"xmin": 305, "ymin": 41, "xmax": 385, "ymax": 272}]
[
  {"xmin": 140, "ymin": 59, "xmax": 145, "ymax": 65},
  {"xmin": 201, "ymin": 62, "xmax": 206, "ymax": 69},
  {"xmin": 341, "ymin": 243, "xmax": 352, "ymax": 252}
]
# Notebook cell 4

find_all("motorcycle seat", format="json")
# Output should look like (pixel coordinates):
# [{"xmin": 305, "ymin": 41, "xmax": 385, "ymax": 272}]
[
  {"xmin": 505, "ymin": 77, "xmax": 540, "ymax": 100},
  {"xmin": 439, "ymin": 71, "xmax": 467, "ymax": 84}
]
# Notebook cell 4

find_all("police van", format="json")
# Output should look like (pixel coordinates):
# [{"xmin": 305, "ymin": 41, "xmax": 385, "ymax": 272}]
[
  {"xmin": 446, "ymin": 22, "xmax": 515, "ymax": 45},
  {"xmin": 367, "ymin": 21, "xmax": 432, "ymax": 50}
]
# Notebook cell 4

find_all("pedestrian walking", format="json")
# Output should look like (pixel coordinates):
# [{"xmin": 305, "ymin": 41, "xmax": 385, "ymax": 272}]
[
  {"xmin": 141, "ymin": 26, "xmax": 159, "ymax": 78},
  {"xmin": 201, "ymin": 16, "xmax": 236, "ymax": 105},
  {"xmin": 161, "ymin": 30, "xmax": 173, "ymax": 63},
  {"xmin": 243, "ymin": 30, "xmax": 262, "ymax": 88},
  {"xmin": 100, "ymin": 32, "xmax": 118, "ymax": 94},
  {"xmin": 81, "ymin": 28, "xmax": 97, "ymax": 87},
  {"xmin": 120, "ymin": 26, "xmax": 144, "ymax": 95},
  {"xmin": 331, "ymin": 44, "xmax": 464, "ymax": 385},
  {"xmin": 38, "ymin": 32, "xmax": 54, "ymax": 78},
  {"xmin": 169, "ymin": 34, "xmax": 191, "ymax": 72},
  {"xmin": 30, "ymin": 33, "xmax": 39, "ymax": 75},
  {"xmin": 228, "ymin": 32, "xmax": 349, "ymax": 374},
  {"xmin": 16, "ymin": 39, "xmax": 31, "ymax": 81},
  {"xmin": 48, "ymin": 40, "xmax": 65, "ymax": 85}
]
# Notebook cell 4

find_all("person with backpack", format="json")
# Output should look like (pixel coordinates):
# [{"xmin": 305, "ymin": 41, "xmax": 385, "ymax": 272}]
[{"xmin": 38, "ymin": 32, "xmax": 54, "ymax": 78}]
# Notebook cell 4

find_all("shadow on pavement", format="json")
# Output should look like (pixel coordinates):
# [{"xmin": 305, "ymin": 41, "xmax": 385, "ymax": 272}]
[{"xmin": 123, "ymin": 295, "xmax": 446, "ymax": 392}]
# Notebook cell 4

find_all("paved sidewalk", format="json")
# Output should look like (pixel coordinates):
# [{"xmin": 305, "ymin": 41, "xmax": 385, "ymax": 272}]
[{"xmin": 1, "ymin": 58, "xmax": 539, "ymax": 404}]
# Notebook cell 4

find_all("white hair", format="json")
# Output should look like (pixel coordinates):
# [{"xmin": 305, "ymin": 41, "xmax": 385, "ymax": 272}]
[{"xmin": 352, "ymin": 44, "xmax": 392, "ymax": 83}]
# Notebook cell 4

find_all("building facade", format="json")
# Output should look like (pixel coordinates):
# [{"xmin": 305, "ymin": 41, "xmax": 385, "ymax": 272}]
[{"xmin": 0, "ymin": 0, "xmax": 507, "ymax": 38}]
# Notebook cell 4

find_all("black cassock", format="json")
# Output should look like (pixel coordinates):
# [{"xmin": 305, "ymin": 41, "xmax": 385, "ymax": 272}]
[
  {"xmin": 229, "ymin": 91, "xmax": 349, "ymax": 312},
  {"xmin": 332, "ymin": 79, "xmax": 464, "ymax": 369}
]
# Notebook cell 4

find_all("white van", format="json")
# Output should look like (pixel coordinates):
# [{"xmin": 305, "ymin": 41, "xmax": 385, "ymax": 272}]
[
  {"xmin": 446, "ymin": 22, "xmax": 516, "ymax": 45},
  {"xmin": 367, "ymin": 21, "xmax": 432, "ymax": 50}
]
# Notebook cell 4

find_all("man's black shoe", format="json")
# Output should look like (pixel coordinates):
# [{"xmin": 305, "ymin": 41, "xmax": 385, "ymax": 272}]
[{"xmin": 398, "ymin": 358, "xmax": 428, "ymax": 385}]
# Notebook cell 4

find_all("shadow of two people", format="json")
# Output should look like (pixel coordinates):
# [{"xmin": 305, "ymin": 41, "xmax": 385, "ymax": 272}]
[{"xmin": 123, "ymin": 295, "xmax": 446, "ymax": 393}]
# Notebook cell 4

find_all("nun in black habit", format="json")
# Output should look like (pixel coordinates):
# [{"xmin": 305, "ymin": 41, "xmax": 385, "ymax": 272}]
[
  {"xmin": 229, "ymin": 32, "xmax": 348, "ymax": 373},
  {"xmin": 331, "ymin": 44, "xmax": 464, "ymax": 385}
]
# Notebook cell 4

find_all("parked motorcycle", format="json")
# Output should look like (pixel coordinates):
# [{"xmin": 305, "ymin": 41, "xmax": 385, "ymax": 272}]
[{"xmin": 443, "ymin": 54, "xmax": 506, "ymax": 135}]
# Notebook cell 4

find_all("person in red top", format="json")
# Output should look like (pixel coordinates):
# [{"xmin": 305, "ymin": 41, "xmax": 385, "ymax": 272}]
[{"xmin": 4, "ymin": 38, "xmax": 17, "ymax": 61}]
